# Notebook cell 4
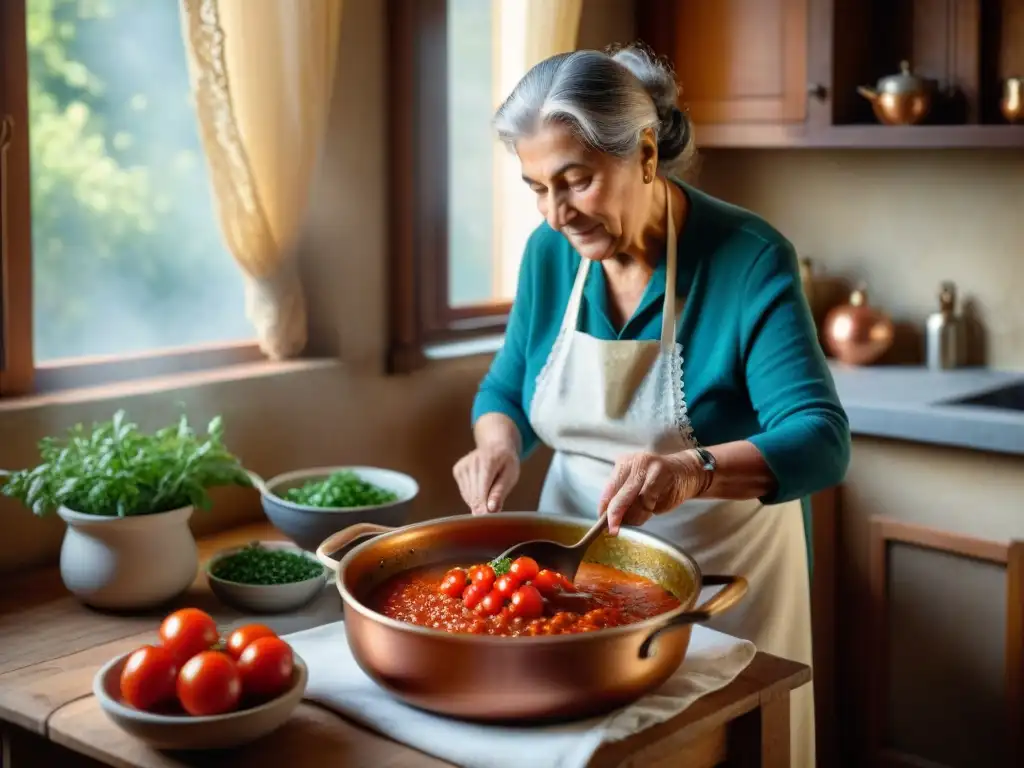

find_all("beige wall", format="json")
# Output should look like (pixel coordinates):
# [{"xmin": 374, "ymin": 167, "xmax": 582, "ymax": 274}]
[
  {"xmin": 0, "ymin": 0, "xmax": 638, "ymax": 574},
  {"xmin": 697, "ymin": 149, "xmax": 1024, "ymax": 369}
]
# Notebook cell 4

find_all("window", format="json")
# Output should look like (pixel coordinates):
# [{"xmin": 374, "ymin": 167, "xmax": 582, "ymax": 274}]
[
  {"xmin": 389, "ymin": 0, "xmax": 543, "ymax": 372},
  {"xmin": 0, "ymin": 0, "xmax": 258, "ymax": 398}
]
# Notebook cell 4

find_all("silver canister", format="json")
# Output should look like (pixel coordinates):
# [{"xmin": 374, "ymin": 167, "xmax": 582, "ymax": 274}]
[{"xmin": 925, "ymin": 281, "xmax": 964, "ymax": 370}]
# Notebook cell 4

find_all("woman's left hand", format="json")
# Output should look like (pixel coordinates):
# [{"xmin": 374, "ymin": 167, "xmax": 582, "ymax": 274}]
[{"xmin": 598, "ymin": 451, "xmax": 707, "ymax": 535}]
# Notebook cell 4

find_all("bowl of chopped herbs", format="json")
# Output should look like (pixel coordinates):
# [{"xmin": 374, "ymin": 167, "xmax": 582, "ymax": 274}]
[
  {"xmin": 206, "ymin": 541, "xmax": 328, "ymax": 613},
  {"xmin": 249, "ymin": 466, "xmax": 419, "ymax": 552}
]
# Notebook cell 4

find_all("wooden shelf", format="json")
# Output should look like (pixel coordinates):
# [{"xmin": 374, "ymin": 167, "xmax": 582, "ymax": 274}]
[
  {"xmin": 639, "ymin": 0, "xmax": 1024, "ymax": 150},
  {"xmin": 697, "ymin": 123, "xmax": 1024, "ymax": 149}
]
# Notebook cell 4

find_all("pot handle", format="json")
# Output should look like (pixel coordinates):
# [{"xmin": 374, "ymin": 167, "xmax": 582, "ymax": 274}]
[
  {"xmin": 637, "ymin": 574, "xmax": 748, "ymax": 660},
  {"xmin": 315, "ymin": 523, "xmax": 395, "ymax": 572}
]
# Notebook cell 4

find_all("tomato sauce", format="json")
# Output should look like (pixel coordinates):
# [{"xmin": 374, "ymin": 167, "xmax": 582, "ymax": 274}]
[{"xmin": 369, "ymin": 562, "xmax": 681, "ymax": 637}]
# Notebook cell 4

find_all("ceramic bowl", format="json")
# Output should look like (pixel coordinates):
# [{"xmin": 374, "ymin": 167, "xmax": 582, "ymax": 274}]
[
  {"xmin": 93, "ymin": 650, "xmax": 308, "ymax": 750},
  {"xmin": 250, "ymin": 466, "xmax": 419, "ymax": 552},
  {"xmin": 206, "ymin": 541, "xmax": 328, "ymax": 614}
]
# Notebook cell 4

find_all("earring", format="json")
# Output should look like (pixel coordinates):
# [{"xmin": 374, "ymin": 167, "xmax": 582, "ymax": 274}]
[{"xmin": 643, "ymin": 172, "xmax": 652, "ymax": 183}]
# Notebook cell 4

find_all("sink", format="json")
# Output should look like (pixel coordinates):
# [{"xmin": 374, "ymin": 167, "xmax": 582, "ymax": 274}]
[{"xmin": 943, "ymin": 382, "xmax": 1024, "ymax": 411}]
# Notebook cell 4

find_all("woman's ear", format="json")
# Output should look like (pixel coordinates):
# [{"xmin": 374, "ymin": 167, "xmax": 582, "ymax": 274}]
[{"xmin": 639, "ymin": 127, "xmax": 658, "ymax": 182}]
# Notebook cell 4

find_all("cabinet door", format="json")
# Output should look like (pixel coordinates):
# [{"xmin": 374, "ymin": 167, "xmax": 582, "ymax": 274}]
[{"xmin": 644, "ymin": 0, "xmax": 809, "ymax": 125}]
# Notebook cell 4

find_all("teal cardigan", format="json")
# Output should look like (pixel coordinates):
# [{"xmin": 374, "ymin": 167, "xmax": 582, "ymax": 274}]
[{"xmin": 472, "ymin": 182, "xmax": 850, "ymax": 561}]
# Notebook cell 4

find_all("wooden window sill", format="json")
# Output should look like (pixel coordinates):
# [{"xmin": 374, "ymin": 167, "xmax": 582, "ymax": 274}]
[{"xmin": 0, "ymin": 358, "xmax": 341, "ymax": 414}]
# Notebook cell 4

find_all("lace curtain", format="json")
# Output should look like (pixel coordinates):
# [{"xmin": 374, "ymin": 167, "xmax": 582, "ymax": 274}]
[
  {"xmin": 179, "ymin": 0, "xmax": 343, "ymax": 359},
  {"xmin": 493, "ymin": 0, "xmax": 582, "ymax": 298}
]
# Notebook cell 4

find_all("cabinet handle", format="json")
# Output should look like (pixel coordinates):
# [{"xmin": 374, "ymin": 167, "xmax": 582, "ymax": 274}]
[
  {"xmin": 0, "ymin": 115, "xmax": 13, "ymax": 372},
  {"xmin": 807, "ymin": 83, "xmax": 828, "ymax": 101}
]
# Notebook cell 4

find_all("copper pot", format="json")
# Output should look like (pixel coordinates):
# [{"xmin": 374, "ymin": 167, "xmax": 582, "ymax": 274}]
[
  {"xmin": 822, "ymin": 285, "xmax": 895, "ymax": 365},
  {"xmin": 314, "ymin": 513, "xmax": 747, "ymax": 722}
]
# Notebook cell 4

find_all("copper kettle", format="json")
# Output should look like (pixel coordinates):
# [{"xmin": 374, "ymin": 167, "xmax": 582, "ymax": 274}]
[
  {"xmin": 822, "ymin": 285, "xmax": 895, "ymax": 365},
  {"xmin": 857, "ymin": 61, "xmax": 937, "ymax": 126}
]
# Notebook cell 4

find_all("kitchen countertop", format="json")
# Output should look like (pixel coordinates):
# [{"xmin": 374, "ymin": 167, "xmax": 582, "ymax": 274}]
[
  {"xmin": 828, "ymin": 363, "xmax": 1024, "ymax": 455},
  {"xmin": 0, "ymin": 522, "xmax": 808, "ymax": 768}
]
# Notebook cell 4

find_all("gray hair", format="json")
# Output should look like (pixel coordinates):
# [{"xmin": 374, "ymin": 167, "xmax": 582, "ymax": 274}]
[{"xmin": 493, "ymin": 44, "xmax": 696, "ymax": 177}]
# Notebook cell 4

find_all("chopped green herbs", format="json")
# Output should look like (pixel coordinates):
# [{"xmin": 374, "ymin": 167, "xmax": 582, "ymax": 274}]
[
  {"xmin": 0, "ymin": 411, "xmax": 251, "ymax": 517},
  {"xmin": 490, "ymin": 557, "xmax": 512, "ymax": 576},
  {"xmin": 284, "ymin": 470, "xmax": 398, "ymax": 508},
  {"xmin": 210, "ymin": 543, "xmax": 325, "ymax": 585}
]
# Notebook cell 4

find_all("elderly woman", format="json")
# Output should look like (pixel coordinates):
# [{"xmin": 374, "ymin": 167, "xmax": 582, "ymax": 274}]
[{"xmin": 452, "ymin": 45, "xmax": 849, "ymax": 766}]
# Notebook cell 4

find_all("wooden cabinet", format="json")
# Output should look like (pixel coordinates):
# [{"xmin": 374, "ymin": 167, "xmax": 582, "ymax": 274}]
[
  {"xmin": 666, "ymin": 0, "xmax": 808, "ymax": 125},
  {"xmin": 637, "ymin": 0, "xmax": 1024, "ymax": 149}
]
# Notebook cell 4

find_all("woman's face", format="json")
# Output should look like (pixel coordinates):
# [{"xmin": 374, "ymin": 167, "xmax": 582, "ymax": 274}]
[{"xmin": 516, "ymin": 123, "xmax": 656, "ymax": 262}]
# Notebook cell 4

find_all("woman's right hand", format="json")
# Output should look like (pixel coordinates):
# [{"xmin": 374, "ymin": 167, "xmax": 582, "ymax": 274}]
[{"xmin": 453, "ymin": 444, "xmax": 520, "ymax": 516}]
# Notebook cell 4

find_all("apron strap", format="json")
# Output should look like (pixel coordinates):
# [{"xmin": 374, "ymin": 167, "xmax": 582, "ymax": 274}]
[
  {"xmin": 561, "ymin": 251, "xmax": 592, "ymax": 335},
  {"xmin": 660, "ymin": 177, "xmax": 678, "ymax": 351}
]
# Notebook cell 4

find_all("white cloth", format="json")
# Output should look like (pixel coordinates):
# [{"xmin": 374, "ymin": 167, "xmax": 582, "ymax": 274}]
[
  {"xmin": 528, "ymin": 178, "xmax": 815, "ymax": 767},
  {"xmin": 284, "ymin": 619, "xmax": 755, "ymax": 768}
]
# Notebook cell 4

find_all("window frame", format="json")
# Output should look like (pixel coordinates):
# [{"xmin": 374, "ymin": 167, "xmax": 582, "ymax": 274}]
[
  {"xmin": 0, "ymin": 0, "xmax": 262, "ymax": 400},
  {"xmin": 387, "ymin": 0, "xmax": 512, "ymax": 374}
]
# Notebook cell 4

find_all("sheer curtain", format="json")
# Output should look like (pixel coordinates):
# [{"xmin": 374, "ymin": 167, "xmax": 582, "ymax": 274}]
[
  {"xmin": 179, "ymin": 0, "xmax": 342, "ymax": 359},
  {"xmin": 492, "ymin": 0, "xmax": 582, "ymax": 299}
]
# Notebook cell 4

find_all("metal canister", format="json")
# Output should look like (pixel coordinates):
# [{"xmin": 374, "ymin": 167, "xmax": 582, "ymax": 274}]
[{"xmin": 925, "ymin": 281, "xmax": 963, "ymax": 370}]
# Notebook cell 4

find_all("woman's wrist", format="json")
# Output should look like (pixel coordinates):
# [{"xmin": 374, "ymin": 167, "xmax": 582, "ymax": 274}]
[
  {"xmin": 473, "ymin": 413, "xmax": 522, "ymax": 457},
  {"xmin": 679, "ymin": 448, "xmax": 714, "ymax": 498}
]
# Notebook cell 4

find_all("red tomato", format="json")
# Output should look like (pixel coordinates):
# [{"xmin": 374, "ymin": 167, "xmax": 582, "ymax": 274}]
[
  {"xmin": 558, "ymin": 573, "xmax": 577, "ymax": 592},
  {"xmin": 494, "ymin": 573, "xmax": 520, "ymax": 600},
  {"xmin": 438, "ymin": 569, "xmax": 468, "ymax": 598},
  {"xmin": 479, "ymin": 589, "xmax": 505, "ymax": 616},
  {"xmin": 510, "ymin": 585, "xmax": 544, "ymax": 620},
  {"xmin": 225, "ymin": 624, "xmax": 277, "ymax": 660},
  {"xmin": 462, "ymin": 581, "xmax": 488, "ymax": 610},
  {"xmin": 531, "ymin": 569, "xmax": 563, "ymax": 595},
  {"xmin": 159, "ymin": 608, "xmax": 219, "ymax": 665},
  {"xmin": 176, "ymin": 651, "xmax": 242, "ymax": 716},
  {"xmin": 470, "ymin": 564, "xmax": 495, "ymax": 591},
  {"xmin": 237, "ymin": 637, "xmax": 294, "ymax": 700},
  {"xmin": 509, "ymin": 556, "xmax": 539, "ymax": 582},
  {"xmin": 119, "ymin": 645, "xmax": 179, "ymax": 712}
]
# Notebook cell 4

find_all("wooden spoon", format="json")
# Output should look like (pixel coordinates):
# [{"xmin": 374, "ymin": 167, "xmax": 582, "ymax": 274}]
[{"xmin": 494, "ymin": 512, "xmax": 609, "ymax": 583}]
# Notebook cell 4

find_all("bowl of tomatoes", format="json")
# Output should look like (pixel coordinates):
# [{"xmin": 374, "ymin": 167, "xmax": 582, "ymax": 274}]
[{"xmin": 93, "ymin": 608, "xmax": 307, "ymax": 750}]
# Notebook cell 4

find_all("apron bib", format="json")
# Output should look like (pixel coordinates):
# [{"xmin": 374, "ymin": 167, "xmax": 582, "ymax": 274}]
[{"xmin": 527, "ymin": 179, "xmax": 815, "ymax": 768}]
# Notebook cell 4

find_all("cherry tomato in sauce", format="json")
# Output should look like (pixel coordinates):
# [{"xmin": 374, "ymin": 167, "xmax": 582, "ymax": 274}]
[
  {"xmin": 494, "ymin": 573, "xmax": 520, "ymax": 600},
  {"xmin": 176, "ymin": 651, "xmax": 242, "ymax": 716},
  {"xmin": 438, "ymin": 569, "xmax": 467, "ymax": 598},
  {"xmin": 479, "ymin": 590, "xmax": 505, "ymax": 616},
  {"xmin": 159, "ymin": 608, "xmax": 219, "ymax": 665},
  {"xmin": 225, "ymin": 624, "xmax": 277, "ymax": 660},
  {"xmin": 558, "ymin": 573, "xmax": 577, "ymax": 592},
  {"xmin": 509, "ymin": 556, "xmax": 539, "ymax": 583},
  {"xmin": 119, "ymin": 645, "xmax": 179, "ymax": 712},
  {"xmin": 462, "ymin": 581, "xmax": 488, "ymax": 610},
  {"xmin": 531, "ymin": 569, "xmax": 563, "ymax": 595},
  {"xmin": 470, "ymin": 564, "xmax": 496, "ymax": 590},
  {"xmin": 237, "ymin": 637, "xmax": 294, "ymax": 700},
  {"xmin": 510, "ymin": 584, "xmax": 544, "ymax": 620}
]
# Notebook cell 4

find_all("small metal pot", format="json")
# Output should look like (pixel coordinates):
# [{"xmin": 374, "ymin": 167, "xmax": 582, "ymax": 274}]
[
  {"xmin": 314, "ymin": 513, "xmax": 748, "ymax": 722},
  {"xmin": 1001, "ymin": 77, "xmax": 1023, "ymax": 124},
  {"xmin": 858, "ymin": 61, "xmax": 937, "ymax": 125}
]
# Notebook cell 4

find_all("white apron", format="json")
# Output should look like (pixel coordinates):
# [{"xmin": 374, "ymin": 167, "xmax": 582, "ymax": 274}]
[{"xmin": 528, "ymin": 180, "xmax": 815, "ymax": 767}]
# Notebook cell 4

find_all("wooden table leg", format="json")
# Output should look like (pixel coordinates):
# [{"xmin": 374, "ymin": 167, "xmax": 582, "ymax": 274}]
[{"xmin": 727, "ymin": 691, "xmax": 791, "ymax": 767}]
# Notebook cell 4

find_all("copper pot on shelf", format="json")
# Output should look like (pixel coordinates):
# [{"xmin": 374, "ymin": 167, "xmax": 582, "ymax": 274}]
[
  {"xmin": 857, "ymin": 61, "xmax": 937, "ymax": 126},
  {"xmin": 822, "ymin": 285, "xmax": 895, "ymax": 366},
  {"xmin": 314, "ymin": 513, "xmax": 747, "ymax": 722},
  {"xmin": 1001, "ymin": 77, "xmax": 1023, "ymax": 124}
]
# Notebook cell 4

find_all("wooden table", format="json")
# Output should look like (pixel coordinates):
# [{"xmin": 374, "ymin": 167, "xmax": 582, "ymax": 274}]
[{"xmin": 0, "ymin": 523, "xmax": 810, "ymax": 768}]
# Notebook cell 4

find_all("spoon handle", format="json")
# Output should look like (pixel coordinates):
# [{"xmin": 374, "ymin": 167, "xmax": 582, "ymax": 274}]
[{"xmin": 575, "ymin": 511, "xmax": 609, "ymax": 553}]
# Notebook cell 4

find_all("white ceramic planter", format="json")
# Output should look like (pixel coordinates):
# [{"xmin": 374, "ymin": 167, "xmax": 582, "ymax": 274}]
[{"xmin": 57, "ymin": 505, "xmax": 199, "ymax": 610}]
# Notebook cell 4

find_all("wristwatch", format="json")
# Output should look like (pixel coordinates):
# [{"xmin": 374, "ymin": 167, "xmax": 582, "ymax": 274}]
[{"xmin": 692, "ymin": 446, "xmax": 716, "ymax": 495}]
